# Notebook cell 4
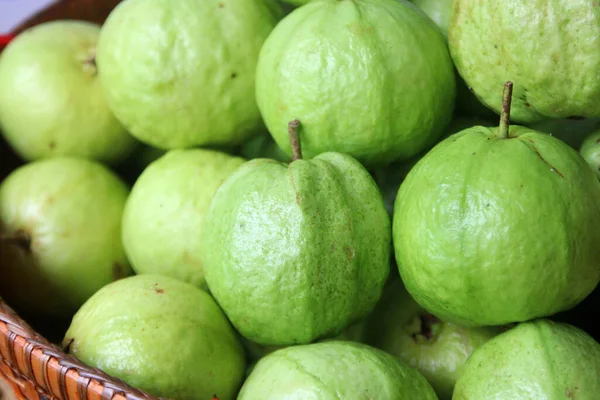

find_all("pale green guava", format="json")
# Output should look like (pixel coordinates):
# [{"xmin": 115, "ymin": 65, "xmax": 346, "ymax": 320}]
[
  {"xmin": 393, "ymin": 84, "xmax": 600, "ymax": 327},
  {"xmin": 62, "ymin": 274, "xmax": 246, "ymax": 400},
  {"xmin": 580, "ymin": 130, "xmax": 600, "ymax": 179},
  {"xmin": 453, "ymin": 319, "xmax": 600, "ymax": 399},
  {"xmin": 201, "ymin": 145, "xmax": 391, "ymax": 346},
  {"xmin": 238, "ymin": 341, "xmax": 439, "ymax": 399},
  {"xmin": 449, "ymin": 0, "xmax": 600, "ymax": 123},
  {"xmin": 255, "ymin": 0, "xmax": 456, "ymax": 166},
  {"xmin": 0, "ymin": 157, "xmax": 132, "ymax": 317},
  {"xmin": 0, "ymin": 21, "xmax": 137, "ymax": 165},
  {"xmin": 96, "ymin": 0, "xmax": 284, "ymax": 149},
  {"xmin": 121, "ymin": 149, "xmax": 245, "ymax": 289}
]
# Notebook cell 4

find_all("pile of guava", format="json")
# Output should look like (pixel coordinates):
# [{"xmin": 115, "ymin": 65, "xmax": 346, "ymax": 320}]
[{"xmin": 1, "ymin": 0, "xmax": 600, "ymax": 399}]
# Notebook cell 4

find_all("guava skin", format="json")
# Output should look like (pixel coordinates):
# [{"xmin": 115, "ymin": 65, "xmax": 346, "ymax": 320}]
[
  {"xmin": 366, "ymin": 279, "xmax": 500, "ymax": 400},
  {"xmin": 256, "ymin": 0, "xmax": 456, "ymax": 166},
  {"xmin": 202, "ymin": 152, "xmax": 391, "ymax": 346},
  {"xmin": 121, "ymin": 149, "xmax": 246, "ymax": 289},
  {"xmin": 579, "ymin": 130, "xmax": 600, "ymax": 179},
  {"xmin": 0, "ymin": 157, "xmax": 132, "ymax": 318},
  {"xmin": 0, "ymin": 21, "xmax": 137, "ymax": 165},
  {"xmin": 449, "ymin": 0, "xmax": 600, "ymax": 123},
  {"xmin": 62, "ymin": 275, "xmax": 246, "ymax": 400},
  {"xmin": 237, "ymin": 341, "xmax": 439, "ymax": 400},
  {"xmin": 453, "ymin": 319, "xmax": 600, "ymax": 399},
  {"xmin": 96, "ymin": 0, "xmax": 284, "ymax": 150},
  {"xmin": 393, "ymin": 125, "xmax": 600, "ymax": 327}
]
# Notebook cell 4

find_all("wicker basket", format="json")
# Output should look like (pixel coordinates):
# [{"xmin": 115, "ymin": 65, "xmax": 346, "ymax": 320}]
[{"xmin": 0, "ymin": 1, "xmax": 161, "ymax": 399}]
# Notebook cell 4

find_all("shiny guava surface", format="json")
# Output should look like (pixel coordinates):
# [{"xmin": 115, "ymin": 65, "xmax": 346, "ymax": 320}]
[
  {"xmin": 366, "ymin": 278, "xmax": 499, "ymax": 400},
  {"xmin": 238, "ymin": 341, "xmax": 439, "ymax": 400},
  {"xmin": 449, "ymin": 0, "xmax": 600, "ymax": 123},
  {"xmin": 121, "ymin": 149, "xmax": 245, "ymax": 289},
  {"xmin": 0, "ymin": 21, "xmax": 137, "ymax": 165},
  {"xmin": 202, "ymin": 152, "xmax": 391, "ymax": 346},
  {"xmin": 96, "ymin": 0, "xmax": 283, "ymax": 150},
  {"xmin": 0, "ymin": 157, "xmax": 132, "ymax": 317},
  {"xmin": 580, "ymin": 130, "xmax": 600, "ymax": 179},
  {"xmin": 393, "ymin": 125, "xmax": 600, "ymax": 327},
  {"xmin": 453, "ymin": 319, "xmax": 600, "ymax": 399},
  {"xmin": 256, "ymin": 0, "xmax": 456, "ymax": 166},
  {"xmin": 62, "ymin": 274, "xmax": 246, "ymax": 400}
]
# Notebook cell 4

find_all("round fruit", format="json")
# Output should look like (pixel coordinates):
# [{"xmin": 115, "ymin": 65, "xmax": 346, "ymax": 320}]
[
  {"xmin": 453, "ymin": 319, "xmax": 600, "ymax": 399},
  {"xmin": 96, "ymin": 0, "xmax": 283, "ymax": 149},
  {"xmin": 62, "ymin": 274, "xmax": 246, "ymax": 400},
  {"xmin": 255, "ymin": 0, "xmax": 456, "ymax": 166},
  {"xmin": 0, "ymin": 20, "xmax": 137, "ymax": 164},
  {"xmin": 122, "ymin": 149, "xmax": 245, "ymax": 289},
  {"xmin": 202, "ymin": 129, "xmax": 391, "ymax": 345},
  {"xmin": 238, "ymin": 341, "xmax": 438, "ymax": 399},
  {"xmin": 393, "ymin": 83, "xmax": 600, "ymax": 327},
  {"xmin": 580, "ymin": 130, "xmax": 600, "ymax": 179},
  {"xmin": 0, "ymin": 157, "xmax": 132, "ymax": 317},
  {"xmin": 449, "ymin": 0, "xmax": 600, "ymax": 123}
]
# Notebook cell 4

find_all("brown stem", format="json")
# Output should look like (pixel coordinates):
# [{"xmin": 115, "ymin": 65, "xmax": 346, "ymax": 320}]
[
  {"xmin": 288, "ymin": 119, "xmax": 302, "ymax": 161},
  {"xmin": 411, "ymin": 313, "xmax": 441, "ymax": 341},
  {"xmin": 498, "ymin": 81, "xmax": 513, "ymax": 139}
]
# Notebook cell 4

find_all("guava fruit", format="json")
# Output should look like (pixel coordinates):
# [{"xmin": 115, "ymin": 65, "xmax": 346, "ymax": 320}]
[
  {"xmin": 62, "ymin": 274, "xmax": 246, "ymax": 400},
  {"xmin": 453, "ymin": 319, "xmax": 600, "ymax": 399},
  {"xmin": 580, "ymin": 131, "xmax": 600, "ymax": 179},
  {"xmin": 238, "ymin": 341, "xmax": 439, "ymax": 399},
  {"xmin": 122, "ymin": 149, "xmax": 245, "ymax": 289},
  {"xmin": 0, "ymin": 157, "xmax": 131, "ymax": 317},
  {"xmin": 0, "ymin": 20, "xmax": 137, "ymax": 165},
  {"xmin": 256, "ymin": 0, "xmax": 456, "ymax": 166},
  {"xmin": 202, "ymin": 121, "xmax": 391, "ymax": 346},
  {"xmin": 449, "ymin": 0, "xmax": 600, "ymax": 123},
  {"xmin": 393, "ymin": 82, "xmax": 600, "ymax": 327},
  {"xmin": 366, "ymin": 279, "xmax": 500, "ymax": 399},
  {"xmin": 96, "ymin": 0, "xmax": 283, "ymax": 150}
]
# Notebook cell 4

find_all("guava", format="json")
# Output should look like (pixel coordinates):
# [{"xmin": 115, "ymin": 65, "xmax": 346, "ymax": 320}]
[
  {"xmin": 449, "ymin": 0, "xmax": 600, "ymax": 123},
  {"xmin": 96, "ymin": 0, "xmax": 283, "ymax": 150},
  {"xmin": 579, "ymin": 130, "xmax": 600, "ymax": 179},
  {"xmin": 393, "ymin": 82, "xmax": 600, "ymax": 327},
  {"xmin": 62, "ymin": 274, "xmax": 246, "ymax": 400},
  {"xmin": 255, "ymin": 0, "xmax": 456, "ymax": 166},
  {"xmin": 453, "ymin": 319, "xmax": 600, "ymax": 399},
  {"xmin": 0, "ymin": 157, "xmax": 132, "ymax": 318},
  {"xmin": 121, "ymin": 149, "xmax": 245, "ymax": 289},
  {"xmin": 0, "ymin": 20, "xmax": 137, "ymax": 165},
  {"xmin": 365, "ymin": 279, "xmax": 500, "ymax": 400},
  {"xmin": 201, "ymin": 121, "xmax": 391, "ymax": 345},
  {"xmin": 237, "ymin": 341, "xmax": 439, "ymax": 399}
]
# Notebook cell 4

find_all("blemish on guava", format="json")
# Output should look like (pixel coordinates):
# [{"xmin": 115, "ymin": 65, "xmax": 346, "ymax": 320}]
[
  {"xmin": 344, "ymin": 246, "xmax": 355, "ymax": 260},
  {"xmin": 49, "ymin": 141, "xmax": 56, "ymax": 150},
  {"xmin": 218, "ymin": 2, "xmax": 224, "ymax": 8},
  {"xmin": 153, "ymin": 284, "xmax": 164, "ymax": 294},
  {"xmin": 231, "ymin": 72, "xmax": 237, "ymax": 79},
  {"xmin": 566, "ymin": 387, "xmax": 578, "ymax": 398}
]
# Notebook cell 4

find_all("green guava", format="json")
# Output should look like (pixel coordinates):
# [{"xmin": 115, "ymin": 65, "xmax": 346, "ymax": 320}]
[
  {"xmin": 0, "ymin": 157, "xmax": 132, "ymax": 317},
  {"xmin": 237, "ymin": 341, "xmax": 439, "ymax": 399},
  {"xmin": 449, "ymin": 0, "xmax": 600, "ymax": 123},
  {"xmin": 202, "ymin": 127, "xmax": 391, "ymax": 346},
  {"xmin": 62, "ymin": 274, "xmax": 246, "ymax": 400},
  {"xmin": 453, "ymin": 319, "xmax": 600, "ymax": 399},
  {"xmin": 580, "ymin": 130, "xmax": 600, "ymax": 179},
  {"xmin": 0, "ymin": 20, "xmax": 137, "ymax": 165},
  {"xmin": 255, "ymin": 0, "xmax": 456, "ymax": 166},
  {"xmin": 393, "ymin": 83, "xmax": 600, "ymax": 327},
  {"xmin": 365, "ymin": 278, "xmax": 500, "ymax": 400},
  {"xmin": 96, "ymin": 0, "xmax": 283, "ymax": 150},
  {"xmin": 121, "ymin": 149, "xmax": 245, "ymax": 289}
]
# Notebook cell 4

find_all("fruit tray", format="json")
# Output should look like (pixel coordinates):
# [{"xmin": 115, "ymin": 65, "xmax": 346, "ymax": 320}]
[{"xmin": 0, "ymin": 2, "xmax": 159, "ymax": 399}]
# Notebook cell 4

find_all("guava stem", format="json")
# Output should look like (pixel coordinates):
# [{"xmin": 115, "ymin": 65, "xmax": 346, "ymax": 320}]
[
  {"xmin": 0, "ymin": 231, "xmax": 31, "ymax": 250},
  {"xmin": 498, "ymin": 81, "xmax": 513, "ymax": 139},
  {"xmin": 288, "ymin": 119, "xmax": 303, "ymax": 161}
]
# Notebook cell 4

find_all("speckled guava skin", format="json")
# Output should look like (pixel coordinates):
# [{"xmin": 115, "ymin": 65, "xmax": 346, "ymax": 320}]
[
  {"xmin": 256, "ymin": 0, "xmax": 456, "ymax": 166},
  {"xmin": 453, "ymin": 319, "xmax": 600, "ymax": 399},
  {"xmin": 202, "ymin": 152, "xmax": 391, "ymax": 346},
  {"xmin": 393, "ymin": 125, "xmax": 600, "ymax": 327},
  {"xmin": 96, "ymin": 0, "xmax": 283, "ymax": 149},
  {"xmin": 449, "ymin": 0, "xmax": 600, "ymax": 123}
]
